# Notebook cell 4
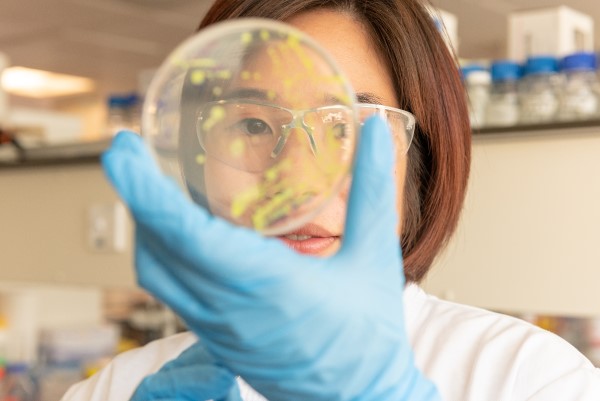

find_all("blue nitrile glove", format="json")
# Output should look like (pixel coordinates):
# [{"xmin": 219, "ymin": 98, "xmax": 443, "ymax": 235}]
[
  {"xmin": 103, "ymin": 117, "xmax": 441, "ymax": 401},
  {"xmin": 130, "ymin": 341, "xmax": 242, "ymax": 401}
]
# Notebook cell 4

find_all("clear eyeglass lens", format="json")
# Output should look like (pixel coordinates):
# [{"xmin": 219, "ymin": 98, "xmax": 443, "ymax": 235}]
[
  {"xmin": 358, "ymin": 105, "xmax": 414, "ymax": 154},
  {"xmin": 197, "ymin": 101, "xmax": 286, "ymax": 171},
  {"xmin": 198, "ymin": 101, "xmax": 353, "ymax": 171}
]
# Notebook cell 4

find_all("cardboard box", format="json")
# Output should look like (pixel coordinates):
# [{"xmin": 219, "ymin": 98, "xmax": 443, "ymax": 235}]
[{"xmin": 508, "ymin": 6, "xmax": 594, "ymax": 61}]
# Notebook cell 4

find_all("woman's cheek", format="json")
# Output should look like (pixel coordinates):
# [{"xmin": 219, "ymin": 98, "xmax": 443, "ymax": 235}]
[{"xmin": 204, "ymin": 159, "xmax": 261, "ymax": 226}]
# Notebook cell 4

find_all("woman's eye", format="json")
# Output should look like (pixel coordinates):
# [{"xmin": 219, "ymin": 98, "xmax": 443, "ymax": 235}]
[
  {"xmin": 332, "ymin": 123, "xmax": 348, "ymax": 139},
  {"xmin": 237, "ymin": 118, "xmax": 272, "ymax": 135}
]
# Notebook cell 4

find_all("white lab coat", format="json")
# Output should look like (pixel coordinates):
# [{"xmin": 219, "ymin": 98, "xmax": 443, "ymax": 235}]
[{"xmin": 61, "ymin": 285, "xmax": 600, "ymax": 400}]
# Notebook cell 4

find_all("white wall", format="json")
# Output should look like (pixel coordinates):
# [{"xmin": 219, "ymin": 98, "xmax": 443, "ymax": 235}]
[
  {"xmin": 0, "ymin": 163, "xmax": 135, "ymax": 287},
  {"xmin": 423, "ymin": 125, "xmax": 600, "ymax": 317}
]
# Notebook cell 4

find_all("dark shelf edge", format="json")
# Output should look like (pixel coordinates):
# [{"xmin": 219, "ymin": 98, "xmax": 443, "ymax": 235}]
[
  {"xmin": 0, "ymin": 139, "xmax": 110, "ymax": 170},
  {"xmin": 474, "ymin": 119, "xmax": 600, "ymax": 135},
  {"xmin": 0, "ymin": 155, "xmax": 101, "ymax": 169}
]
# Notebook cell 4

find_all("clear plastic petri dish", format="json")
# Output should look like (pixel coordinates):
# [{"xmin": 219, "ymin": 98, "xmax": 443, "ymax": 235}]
[{"xmin": 142, "ymin": 18, "xmax": 358, "ymax": 235}]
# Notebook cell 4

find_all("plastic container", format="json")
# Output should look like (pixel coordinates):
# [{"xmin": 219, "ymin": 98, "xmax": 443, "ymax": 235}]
[
  {"xmin": 126, "ymin": 94, "xmax": 141, "ymax": 134},
  {"xmin": 558, "ymin": 52, "xmax": 599, "ymax": 121},
  {"xmin": 519, "ymin": 56, "xmax": 560, "ymax": 124},
  {"xmin": 106, "ymin": 93, "xmax": 141, "ymax": 137},
  {"xmin": 2, "ymin": 363, "xmax": 35, "ymax": 401},
  {"xmin": 485, "ymin": 61, "xmax": 521, "ymax": 127},
  {"xmin": 38, "ymin": 325, "xmax": 118, "ymax": 368},
  {"xmin": 461, "ymin": 65, "xmax": 491, "ymax": 128}
]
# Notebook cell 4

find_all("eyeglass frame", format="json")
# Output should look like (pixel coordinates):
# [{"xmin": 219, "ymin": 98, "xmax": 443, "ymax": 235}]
[
  {"xmin": 356, "ymin": 103, "xmax": 416, "ymax": 154},
  {"xmin": 195, "ymin": 99, "xmax": 416, "ymax": 170}
]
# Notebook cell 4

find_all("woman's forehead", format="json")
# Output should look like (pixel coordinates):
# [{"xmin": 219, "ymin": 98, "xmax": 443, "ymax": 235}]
[
  {"xmin": 285, "ymin": 9, "xmax": 399, "ymax": 109},
  {"xmin": 228, "ymin": 40, "xmax": 353, "ymax": 109}
]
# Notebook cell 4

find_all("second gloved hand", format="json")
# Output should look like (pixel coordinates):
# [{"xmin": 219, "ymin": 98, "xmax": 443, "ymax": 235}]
[
  {"xmin": 130, "ymin": 342, "xmax": 242, "ymax": 401},
  {"xmin": 103, "ymin": 117, "xmax": 440, "ymax": 401}
]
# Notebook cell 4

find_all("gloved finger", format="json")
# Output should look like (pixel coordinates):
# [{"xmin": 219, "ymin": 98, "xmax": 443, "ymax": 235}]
[
  {"xmin": 221, "ymin": 383, "xmax": 244, "ymax": 401},
  {"xmin": 139, "ymin": 394, "xmax": 242, "ymax": 401},
  {"xmin": 102, "ymin": 131, "xmax": 299, "ymax": 284},
  {"xmin": 134, "ymin": 342, "xmax": 243, "ymax": 401},
  {"xmin": 102, "ymin": 131, "xmax": 208, "ymax": 229},
  {"xmin": 110, "ymin": 131, "xmax": 157, "ymax": 164},
  {"xmin": 136, "ymin": 229, "xmax": 282, "ymax": 348},
  {"xmin": 130, "ymin": 364, "xmax": 238, "ymax": 401},
  {"xmin": 340, "ymin": 116, "xmax": 400, "ymax": 259},
  {"xmin": 135, "ymin": 230, "xmax": 225, "ymax": 330},
  {"xmin": 159, "ymin": 342, "xmax": 216, "ymax": 371}
]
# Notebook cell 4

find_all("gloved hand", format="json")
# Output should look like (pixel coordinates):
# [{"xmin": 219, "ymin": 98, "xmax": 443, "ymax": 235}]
[
  {"xmin": 103, "ymin": 117, "xmax": 441, "ymax": 401},
  {"xmin": 130, "ymin": 341, "xmax": 242, "ymax": 401}
]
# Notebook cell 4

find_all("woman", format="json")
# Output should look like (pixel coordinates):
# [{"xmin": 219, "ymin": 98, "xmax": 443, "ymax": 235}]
[{"xmin": 63, "ymin": 0, "xmax": 600, "ymax": 400}]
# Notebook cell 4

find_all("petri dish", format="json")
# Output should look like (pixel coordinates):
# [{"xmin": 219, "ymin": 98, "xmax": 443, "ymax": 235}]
[{"xmin": 142, "ymin": 18, "xmax": 358, "ymax": 235}]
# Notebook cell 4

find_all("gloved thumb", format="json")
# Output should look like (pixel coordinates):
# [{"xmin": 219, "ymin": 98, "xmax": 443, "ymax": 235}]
[
  {"xmin": 130, "ymin": 365, "xmax": 241, "ymax": 401},
  {"xmin": 130, "ymin": 342, "xmax": 242, "ymax": 401},
  {"xmin": 341, "ymin": 115, "xmax": 400, "ymax": 256}
]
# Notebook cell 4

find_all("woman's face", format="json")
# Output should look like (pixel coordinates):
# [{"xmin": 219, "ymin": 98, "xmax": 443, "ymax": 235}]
[{"xmin": 204, "ymin": 9, "xmax": 407, "ymax": 255}]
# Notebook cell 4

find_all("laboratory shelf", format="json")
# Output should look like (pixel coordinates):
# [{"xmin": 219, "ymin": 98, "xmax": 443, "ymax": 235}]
[
  {"xmin": 0, "ymin": 139, "xmax": 109, "ymax": 169},
  {"xmin": 2, "ymin": 119, "xmax": 600, "ymax": 169}
]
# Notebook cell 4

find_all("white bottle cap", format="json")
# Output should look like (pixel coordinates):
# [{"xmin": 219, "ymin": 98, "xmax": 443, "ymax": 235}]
[{"xmin": 467, "ymin": 70, "xmax": 492, "ymax": 85}]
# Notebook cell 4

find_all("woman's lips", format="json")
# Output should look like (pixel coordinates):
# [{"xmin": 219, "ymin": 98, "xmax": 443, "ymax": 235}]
[
  {"xmin": 276, "ymin": 224, "xmax": 339, "ymax": 255},
  {"xmin": 278, "ymin": 236, "xmax": 338, "ymax": 254}
]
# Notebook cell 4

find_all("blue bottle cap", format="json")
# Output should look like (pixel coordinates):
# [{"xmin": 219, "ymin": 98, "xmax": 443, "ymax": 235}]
[
  {"xmin": 108, "ymin": 95, "xmax": 131, "ymax": 108},
  {"xmin": 560, "ymin": 52, "xmax": 597, "ymax": 72},
  {"xmin": 108, "ymin": 93, "xmax": 140, "ymax": 107},
  {"xmin": 126, "ymin": 93, "xmax": 141, "ymax": 105},
  {"xmin": 490, "ymin": 60, "xmax": 521, "ymax": 82},
  {"xmin": 6, "ymin": 362, "xmax": 28, "ymax": 374},
  {"xmin": 523, "ymin": 56, "xmax": 558, "ymax": 76}
]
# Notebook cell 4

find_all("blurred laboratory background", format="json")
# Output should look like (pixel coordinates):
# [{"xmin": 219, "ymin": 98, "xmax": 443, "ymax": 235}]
[{"xmin": 0, "ymin": 0, "xmax": 600, "ymax": 399}]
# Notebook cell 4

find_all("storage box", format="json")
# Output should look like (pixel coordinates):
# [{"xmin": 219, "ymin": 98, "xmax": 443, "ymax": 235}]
[
  {"xmin": 8, "ymin": 107, "xmax": 83, "ymax": 145},
  {"xmin": 508, "ymin": 6, "xmax": 594, "ymax": 61}
]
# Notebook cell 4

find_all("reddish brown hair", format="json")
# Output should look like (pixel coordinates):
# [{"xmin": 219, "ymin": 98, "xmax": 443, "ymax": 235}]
[{"xmin": 198, "ymin": 0, "xmax": 471, "ymax": 282}]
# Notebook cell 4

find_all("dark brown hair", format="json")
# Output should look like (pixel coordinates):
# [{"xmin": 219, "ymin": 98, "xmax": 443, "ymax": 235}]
[{"xmin": 198, "ymin": 0, "xmax": 471, "ymax": 282}]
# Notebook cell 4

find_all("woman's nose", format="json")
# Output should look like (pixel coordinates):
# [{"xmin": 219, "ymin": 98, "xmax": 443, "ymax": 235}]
[{"xmin": 275, "ymin": 126, "xmax": 316, "ymax": 168}]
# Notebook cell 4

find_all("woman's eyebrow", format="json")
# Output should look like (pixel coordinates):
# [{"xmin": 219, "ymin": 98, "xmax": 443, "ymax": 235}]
[
  {"xmin": 222, "ymin": 87, "xmax": 272, "ymax": 101},
  {"xmin": 324, "ymin": 92, "xmax": 385, "ymax": 105},
  {"xmin": 356, "ymin": 92, "xmax": 384, "ymax": 105},
  {"xmin": 222, "ymin": 89, "xmax": 385, "ymax": 106}
]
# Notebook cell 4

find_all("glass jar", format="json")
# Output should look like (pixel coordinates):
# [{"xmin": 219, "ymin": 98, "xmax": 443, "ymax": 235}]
[
  {"xmin": 105, "ymin": 93, "xmax": 142, "ymax": 137},
  {"xmin": 461, "ymin": 64, "xmax": 491, "ymax": 129},
  {"xmin": 106, "ymin": 95, "xmax": 131, "ymax": 137},
  {"xmin": 558, "ymin": 52, "xmax": 599, "ymax": 121},
  {"xmin": 485, "ymin": 61, "xmax": 521, "ymax": 127},
  {"xmin": 519, "ymin": 56, "xmax": 560, "ymax": 124}
]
